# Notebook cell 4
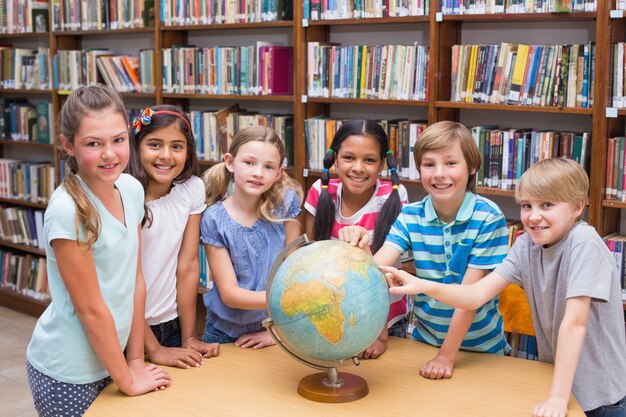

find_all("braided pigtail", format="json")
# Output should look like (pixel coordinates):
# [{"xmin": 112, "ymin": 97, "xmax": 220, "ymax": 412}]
[
  {"xmin": 313, "ymin": 149, "xmax": 337, "ymax": 241},
  {"xmin": 371, "ymin": 151, "xmax": 402, "ymax": 253}
]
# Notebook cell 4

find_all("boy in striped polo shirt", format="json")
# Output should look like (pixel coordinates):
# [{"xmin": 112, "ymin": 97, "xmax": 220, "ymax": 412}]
[
  {"xmin": 382, "ymin": 159, "xmax": 626, "ymax": 417},
  {"xmin": 367, "ymin": 121, "xmax": 510, "ymax": 379}
]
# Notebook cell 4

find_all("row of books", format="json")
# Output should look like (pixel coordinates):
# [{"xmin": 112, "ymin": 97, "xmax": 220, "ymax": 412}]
[
  {"xmin": 471, "ymin": 126, "xmax": 591, "ymax": 189},
  {"xmin": 0, "ymin": 99, "xmax": 53, "ymax": 144},
  {"xmin": 441, "ymin": 0, "xmax": 596, "ymax": 14},
  {"xmin": 506, "ymin": 332, "xmax": 539, "ymax": 360},
  {"xmin": 0, "ymin": 251, "xmax": 49, "ymax": 301},
  {"xmin": 611, "ymin": 42, "xmax": 626, "ymax": 109},
  {"xmin": 0, "ymin": 0, "xmax": 49, "ymax": 34},
  {"xmin": 304, "ymin": 117, "xmax": 427, "ymax": 178},
  {"xmin": 160, "ymin": 0, "xmax": 292, "ymax": 26},
  {"xmin": 603, "ymin": 234, "xmax": 626, "ymax": 296},
  {"xmin": 452, "ymin": 43, "xmax": 595, "ymax": 109},
  {"xmin": 0, "ymin": 206, "xmax": 44, "ymax": 249},
  {"xmin": 54, "ymin": 49, "xmax": 155, "ymax": 93},
  {"xmin": 0, "ymin": 159, "xmax": 56, "ymax": 204},
  {"xmin": 304, "ymin": 0, "xmax": 429, "ymax": 20},
  {"xmin": 307, "ymin": 42, "xmax": 429, "ymax": 101},
  {"xmin": 0, "ymin": 46, "xmax": 52, "ymax": 90},
  {"xmin": 605, "ymin": 137, "xmax": 626, "ymax": 201},
  {"xmin": 95, "ymin": 52, "xmax": 155, "ymax": 93},
  {"xmin": 51, "ymin": 0, "xmax": 154, "ymax": 31},
  {"xmin": 189, "ymin": 104, "xmax": 293, "ymax": 165},
  {"xmin": 162, "ymin": 44, "xmax": 293, "ymax": 96}
]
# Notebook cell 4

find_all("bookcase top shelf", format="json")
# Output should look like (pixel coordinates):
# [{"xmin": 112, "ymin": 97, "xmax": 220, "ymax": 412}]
[
  {"xmin": 442, "ymin": 12, "xmax": 596, "ymax": 22},
  {"xmin": 434, "ymin": 101, "xmax": 594, "ymax": 114},
  {"xmin": 0, "ymin": 89, "xmax": 52, "ymax": 95},
  {"xmin": 0, "ymin": 240, "xmax": 45, "ymax": 256},
  {"xmin": 160, "ymin": 21, "xmax": 294, "ymax": 31},
  {"xmin": 0, "ymin": 140, "xmax": 54, "ymax": 149},
  {"xmin": 307, "ymin": 16, "xmax": 429, "ymax": 26},
  {"xmin": 53, "ymin": 27, "xmax": 155, "ymax": 36},
  {"xmin": 0, "ymin": 32, "xmax": 49, "ymax": 38},
  {"xmin": 308, "ymin": 97, "xmax": 429, "ymax": 106},
  {"xmin": 161, "ymin": 93, "xmax": 294, "ymax": 102}
]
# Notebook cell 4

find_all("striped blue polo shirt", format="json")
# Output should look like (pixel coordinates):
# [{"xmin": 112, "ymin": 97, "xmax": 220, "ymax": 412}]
[{"xmin": 386, "ymin": 192, "xmax": 510, "ymax": 354}]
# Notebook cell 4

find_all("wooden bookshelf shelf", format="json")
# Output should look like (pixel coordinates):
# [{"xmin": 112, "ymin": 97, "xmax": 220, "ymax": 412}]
[
  {"xmin": 0, "ymin": 240, "xmax": 45, "ymax": 256},
  {"xmin": 0, "ymin": 32, "xmax": 49, "ymax": 38},
  {"xmin": 0, "ymin": 287, "xmax": 48, "ymax": 317},
  {"xmin": 0, "ymin": 140, "xmax": 54, "ymax": 149},
  {"xmin": 0, "ymin": 198, "xmax": 48, "ymax": 209},
  {"xmin": 442, "ymin": 12, "xmax": 596, "ymax": 22},
  {"xmin": 308, "ymin": 16, "xmax": 429, "ymax": 26},
  {"xmin": 434, "ymin": 101, "xmax": 594, "ymax": 114},
  {"xmin": 53, "ymin": 27, "xmax": 155, "ymax": 36},
  {"xmin": 307, "ymin": 97, "xmax": 429, "ymax": 106},
  {"xmin": 161, "ymin": 21, "xmax": 293, "ymax": 31},
  {"xmin": 0, "ymin": 88, "xmax": 52, "ymax": 95},
  {"xmin": 161, "ymin": 93, "xmax": 294, "ymax": 101},
  {"xmin": 602, "ymin": 200, "xmax": 626, "ymax": 209}
]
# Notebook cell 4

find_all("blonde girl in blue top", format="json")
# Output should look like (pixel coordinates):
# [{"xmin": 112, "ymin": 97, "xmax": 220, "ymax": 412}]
[
  {"xmin": 201, "ymin": 126, "xmax": 303, "ymax": 349},
  {"xmin": 127, "ymin": 105, "xmax": 220, "ymax": 369},
  {"xmin": 26, "ymin": 85, "xmax": 171, "ymax": 417}
]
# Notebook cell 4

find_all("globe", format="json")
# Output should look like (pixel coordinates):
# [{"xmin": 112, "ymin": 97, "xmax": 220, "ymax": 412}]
[{"xmin": 264, "ymin": 238, "xmax": 390, "ymax": 367}]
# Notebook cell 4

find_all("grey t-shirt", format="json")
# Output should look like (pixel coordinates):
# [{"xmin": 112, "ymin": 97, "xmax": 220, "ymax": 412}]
[{"xmin": 495, "ymin": 221, "xmax": 626, "ymax": 411}]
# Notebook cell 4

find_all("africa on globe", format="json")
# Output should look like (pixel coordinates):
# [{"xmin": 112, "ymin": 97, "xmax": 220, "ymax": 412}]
[{"xmin": 265, "ymin": 239, "xmax": 390, "ymax": 366}]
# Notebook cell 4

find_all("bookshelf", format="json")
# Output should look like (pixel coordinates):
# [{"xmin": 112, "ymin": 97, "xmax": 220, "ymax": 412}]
[{"xmin": 3, "ymin": 0, "xmax": 626, "ymax": 316}]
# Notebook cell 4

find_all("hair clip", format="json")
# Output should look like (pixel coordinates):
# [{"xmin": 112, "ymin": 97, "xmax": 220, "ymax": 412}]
[
  {"xmin": 131, "ymin": 108, "xmax": 192, "ymax": 135},
  {"xmin": 386, "ymin": 150, "xmax": 393, "ymax": 155},
  {"xmin": 389, "ymin": 168, "xmax": 397, "ymax": 173},
  {"xmin": 392, "ymin": 185, "xmax": 399, "ymax": 190},
  {"xmin": 328, "ymin": 149, "xmax": 334, "ymax": 153},
  {"xmin": 131, "ymin": 108, "xmax": 155, "ymax": 135},
  {"xmin": 323, "ymin": 168, "xmax": 330, "ymax": 173},
  {"xmin": 321, "ymin": 185, "xmax": 329, "ymax": 189}
]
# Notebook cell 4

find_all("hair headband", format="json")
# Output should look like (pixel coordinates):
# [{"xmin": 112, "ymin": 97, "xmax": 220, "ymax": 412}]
[{"xmin": 131, "ymin": 107, "xmax": 191, "ymax": 135}]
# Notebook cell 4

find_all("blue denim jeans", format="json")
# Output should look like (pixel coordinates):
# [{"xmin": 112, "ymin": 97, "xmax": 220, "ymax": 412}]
[
  {"xmin": 203, "ymin": 322, "xmax": 238, "ymax": 344},
  {"xmin": 149, "ymin": 317, "xmax": 182, "ymax": 348},
  {"xmin": 585, "ymin": 395, "xmax": 626, "ymax": 417}
]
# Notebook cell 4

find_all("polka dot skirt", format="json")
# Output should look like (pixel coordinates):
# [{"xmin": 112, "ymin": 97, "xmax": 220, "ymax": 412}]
[{"xmin": 26, "ymin": 361, "xmax": 111, "ymax": 417}]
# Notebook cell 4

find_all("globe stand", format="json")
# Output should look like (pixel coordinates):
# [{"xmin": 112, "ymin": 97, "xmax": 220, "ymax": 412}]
[{"xmin": 297, "ymin": 367, "xmax": 368, "ymax": 403}]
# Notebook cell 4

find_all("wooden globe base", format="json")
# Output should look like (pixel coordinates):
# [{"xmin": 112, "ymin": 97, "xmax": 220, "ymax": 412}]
[{"xmin": 297, "ymin": 372, "xmax": 368, "ymax": 403}]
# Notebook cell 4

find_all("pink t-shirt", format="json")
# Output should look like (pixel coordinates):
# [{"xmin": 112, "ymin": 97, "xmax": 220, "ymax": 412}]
[{"xmin": 305, "ymin": 178, "xmax": 409, "ymax": 328}]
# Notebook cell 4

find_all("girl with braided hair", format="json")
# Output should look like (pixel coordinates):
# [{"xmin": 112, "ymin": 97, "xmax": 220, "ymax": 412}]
[{"xmin": 304, "ymin": 119, "xmax": 408, "ymax": 359}]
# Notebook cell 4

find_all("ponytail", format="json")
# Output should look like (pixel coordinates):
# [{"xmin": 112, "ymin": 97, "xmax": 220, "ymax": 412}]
[
  {"xmin": 371, "ymin": 151, "xmax": 402, "ymax": 253},
  {"xmin": 63, "ymin": 158, "xmax": 101, "ymax": 248},
  {"xmin": 203, "ymin": 162, "xmax": 231, "ymax": 207},
  {"xmin": 313, "ymin": 149, "xmax": 337, "ymax": 241}
]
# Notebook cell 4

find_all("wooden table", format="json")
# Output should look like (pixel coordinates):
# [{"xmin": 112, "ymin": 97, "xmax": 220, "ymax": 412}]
[{"xmin": 85, "ymin": 337, "xmax": 584, "ymax": 417}]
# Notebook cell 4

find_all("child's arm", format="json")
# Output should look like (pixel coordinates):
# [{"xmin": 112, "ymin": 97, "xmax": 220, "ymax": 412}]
[
  {"xmin": 53, "ymin": 234, "xmax": 171, "ymax": 396},
  {"xmin": 126, "ymin": 228, "xmax": 172, "ymax": 390},
  {"xmin": 205, "ymin": 244, "xmax": 266, "ymax": 309},
  {"xmin": 533, "ymin": 296, "xmax": 590, "ymax": 417},
  {"xmin": 419, "ymin": 267, "xmax": 487, "ymax": 379},
  {"xmin": 176, "ymin": 213, "xmax": 220, "ymax": 358},
  {"xmin": 382, "ymin": 265, "xmax": 510, "ymax": 310}
]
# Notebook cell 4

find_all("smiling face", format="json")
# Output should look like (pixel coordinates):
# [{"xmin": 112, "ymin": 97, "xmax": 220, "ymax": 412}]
[
  {"xmin": 519, "ymin": 192, "xmax": 584, "ymax": 247},
  {"xmin": 419, "ymin": 142, "xmax": 474, "ymax": 219},
  {"xmin": 138, "ymin": 123, "xmax": 188, "ymax": 196},
  {"xmin": 225, "ymin": 140, "xmax": 284, "ymax": 199},
  {"xmin": 62, "ymin": 107, "xmax": 129, "ymax": 190},
  {"xmin": 334, "ymin": 134, "xmax": 384, "ymax": 200}
]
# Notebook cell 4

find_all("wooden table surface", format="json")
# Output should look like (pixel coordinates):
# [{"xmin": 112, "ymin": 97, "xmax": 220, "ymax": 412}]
[{"xmin": 85, "ymin": 337, "xmax": 584, "ymax": 417}]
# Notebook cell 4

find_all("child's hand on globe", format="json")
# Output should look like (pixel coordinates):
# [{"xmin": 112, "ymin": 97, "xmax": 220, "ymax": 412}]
[
  {"xmin": 379, "ymin": 266, "xmax": 423, "ymax": 295},
  {"xmin": 338, "ymin": 226, "xmax": 370, "ymax": 251}
]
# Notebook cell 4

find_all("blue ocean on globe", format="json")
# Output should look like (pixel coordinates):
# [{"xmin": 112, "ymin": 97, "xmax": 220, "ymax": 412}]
[{"xmin": 267, "ymin": 240, "xmax": 390, "ymax": 363}]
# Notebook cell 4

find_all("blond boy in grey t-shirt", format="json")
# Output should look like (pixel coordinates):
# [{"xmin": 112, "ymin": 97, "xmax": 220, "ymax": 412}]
[{"xmin": 381, "ymin": 158, "xmax": 626, "ymax": 417}]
